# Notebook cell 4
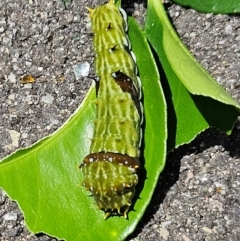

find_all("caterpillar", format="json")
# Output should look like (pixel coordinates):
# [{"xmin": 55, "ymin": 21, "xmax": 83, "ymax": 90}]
[{"xmin": 80, "ymin": 0, "xmax": 143, "ymax": 219}]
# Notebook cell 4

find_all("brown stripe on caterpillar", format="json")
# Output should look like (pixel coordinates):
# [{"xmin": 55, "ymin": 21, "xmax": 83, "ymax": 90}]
[
  {"xmin": 111, "ymin": 70, "xmax": 142, "ymax": 119},
  {"xmin": 112, "ymin": 70, "xmax": 138, "ymax": 95},
  {"xmin": 80, "ymin": 152, "xmax": 141, "ymax": 168}
]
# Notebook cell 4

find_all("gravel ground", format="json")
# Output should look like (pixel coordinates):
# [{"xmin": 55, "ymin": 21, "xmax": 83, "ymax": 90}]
[{"xmin": 0, "ymin": 0, "xmax": 240, "ymax": 240}]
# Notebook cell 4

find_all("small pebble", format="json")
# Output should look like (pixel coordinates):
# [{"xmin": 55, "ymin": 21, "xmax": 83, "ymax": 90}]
[
  {"xmin": 202, "ymin": 226, "xmax": 212, "ymax": 233},
  {"xmin": 73, "ymin": 62, "xmax": 90, "ymax": 79},
  {"xmin": 159, "ymin": 228, "xmax": 169, "ymax": 240},
  {"xmin": 225, "ymin": 25, "xmax": 233, "ymax": 34},
  {"xmin": 3, "ymin": 212, "xmax": 18, "ymax": 221},
  {"xmin": 8, "ymin": 73, "xmax": 16, "ymax": 83},
  {"xmin": 41, "ymin": 94, "xmax": 54, "ymax": 104}
]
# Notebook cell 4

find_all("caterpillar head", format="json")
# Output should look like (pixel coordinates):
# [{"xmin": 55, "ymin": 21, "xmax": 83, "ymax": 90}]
[{"xmin": 80, "ymin": 152, "xmax": 140, "ymax": 219}]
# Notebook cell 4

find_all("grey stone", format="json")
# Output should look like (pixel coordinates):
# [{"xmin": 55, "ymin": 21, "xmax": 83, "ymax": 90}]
[{"xmin": 3, "ymin": 212, "xmax": 17, "ymax": 221}]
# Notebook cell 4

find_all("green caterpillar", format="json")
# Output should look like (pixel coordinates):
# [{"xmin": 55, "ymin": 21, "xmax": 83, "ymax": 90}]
[{"xmin": 80, "ymin": 0, "xmax": 142, "ymax": 219}]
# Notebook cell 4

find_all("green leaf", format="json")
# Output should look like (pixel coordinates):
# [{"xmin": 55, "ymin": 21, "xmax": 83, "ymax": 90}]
[
  {"xmin": 115, "ymin": 0, "xmax": 121, "ymax": 8},
  {"xmin": 0, "ymin": 18, "xmax": 167, "ymax": 241},
  {"xmin": 172, "ymin": 0, "xmax": 240, "ymax": 14},
  {"xmin": 145, "ymin": 0, "xmax": 240, "ymax": 150}
]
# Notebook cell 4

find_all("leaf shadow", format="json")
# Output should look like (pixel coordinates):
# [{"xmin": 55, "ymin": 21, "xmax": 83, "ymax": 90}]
[
  {"xmin": 122, "ymin": 0, "xmax": 147, "ymax": 10},
  {"xmin": 128, "ymin": 121, "xmax": 240, "ymax": 239}
]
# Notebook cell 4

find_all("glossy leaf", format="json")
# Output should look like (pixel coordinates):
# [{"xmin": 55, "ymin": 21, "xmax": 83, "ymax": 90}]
[
  {"xmin": 0, "ymin": 18, "xmax": 167, "ymax": 241},
  {"xmin": 172, "ymin": 0, "xmax": 240, "ymax": 14},
  {"xmin": 145, "ymin": 0, "xmax": 240, "ymax": 150}
]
